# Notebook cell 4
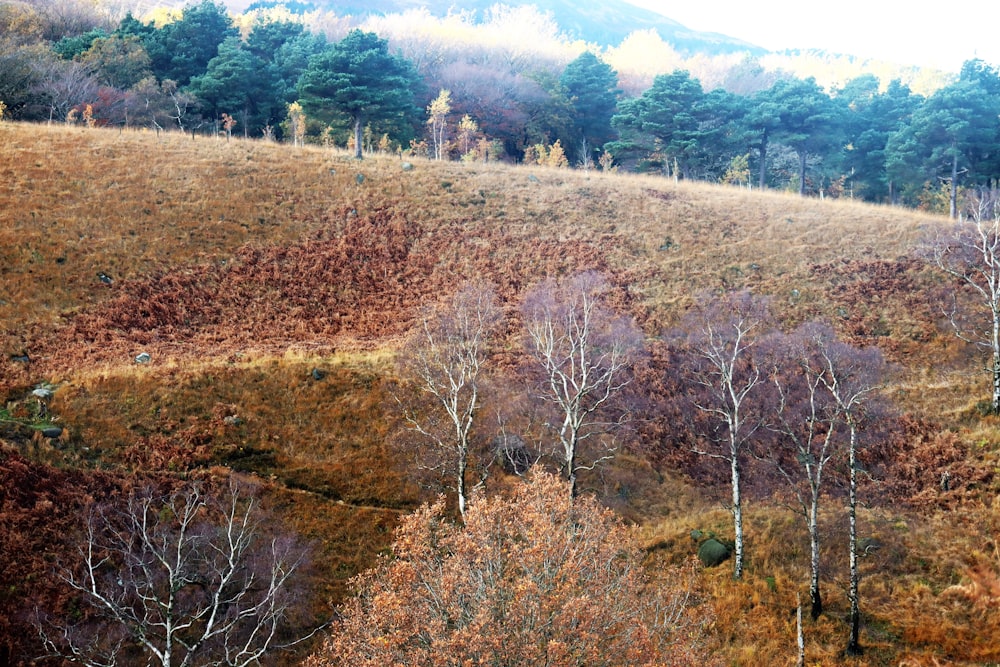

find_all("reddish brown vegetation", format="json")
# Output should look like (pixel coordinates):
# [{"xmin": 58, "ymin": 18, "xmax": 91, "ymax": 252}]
[
  {"xmin": 0, "ymin": 449, "xmax": 122, "ymax": 665},
  {"xmin": 879, "ymin": 415, "xmax": 995, "ymax": 508},
  {"xmin": 37, "ymin": 207, "xmax": 635, "ymax": 373},
  {"xmin": 307, "ymin": 473, "xmax": 710, "ymax": 667},
  {"xmin": 4, "ymin": 123, "xmax": 1000, "ymax": 665},
  {"xmin": 809, "ymin": 257, "xmax": 940, "ymax": 359}
]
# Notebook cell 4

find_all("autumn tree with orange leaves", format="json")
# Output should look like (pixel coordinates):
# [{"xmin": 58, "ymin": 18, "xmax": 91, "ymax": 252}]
[{"xmin": 305, "ymin": 472, "xmax": 707, "ymax": 667}]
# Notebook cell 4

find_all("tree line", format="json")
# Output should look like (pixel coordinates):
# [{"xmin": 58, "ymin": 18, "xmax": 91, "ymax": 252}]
[{"xmin": 2, "ymin": 0, "xmax": 999, "ymax": 213}]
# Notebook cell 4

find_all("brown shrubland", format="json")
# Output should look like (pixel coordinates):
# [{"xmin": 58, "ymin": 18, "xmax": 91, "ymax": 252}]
[{"xmin": 1, "ymin": 121, "xmax": 998, "ymax": 665}]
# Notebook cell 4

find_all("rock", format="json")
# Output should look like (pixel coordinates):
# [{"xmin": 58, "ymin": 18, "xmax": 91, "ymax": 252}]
[
  {"xmin": 41, "ymin": 426, "xmax": 63, "ymax": 438},
  {"xmin": 223, "ymin": 415, "xmax": 244, "ymax": 426},
  {"xmin": 311, "ymin": 368, "xmax": 327, "ymax": 381},
  {"xmin": 401, "ymin": 162, "xmax": 414, "ymax": 171},
  {"xmin": 134, "ymin": 352, "xmax": 151, "ymax": 364},
  {"xmin": 355, "ymin": 173, "xmax": 365, "ymax": 185},
  {"xmin": 528, "ymin": 174, "xmax": 540, "ymax": 183},
  {"xmin": 32, "ymin": 387, "xmax": 53, "ymax": 401},
  {"xmin": 697, "ymin": 538, "xmax": 731, "ymax": 568}
]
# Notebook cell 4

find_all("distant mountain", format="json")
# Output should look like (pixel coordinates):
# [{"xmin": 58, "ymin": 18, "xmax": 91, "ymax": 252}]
[{"xmin": 239, "ymin": 0, "xmax": 764, "ymax": 55}]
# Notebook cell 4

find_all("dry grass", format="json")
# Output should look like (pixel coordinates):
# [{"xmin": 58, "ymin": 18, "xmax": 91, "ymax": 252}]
[{"xmin": 2, "ymin": 122, "xmax": 999, "ymax": 665}]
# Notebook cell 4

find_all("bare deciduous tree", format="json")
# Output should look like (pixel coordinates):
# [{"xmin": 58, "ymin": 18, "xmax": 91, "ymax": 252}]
[
  {"xmin": 522, "ymin": 271, "xmax": 644, "ymax": 499},
  {"xmin": 809, "ymin": 331, "xmax": 887, "ymax": 656},
  {"xmin": 927, "ymin": 187, "xmax": 1000, "ymax": 413},
  {"xmin": 37, "ymin": 479, "xmax": 313, "ymax": 667},
  {"xmin": 763, "ymin": 322, "xmax": 849, "ymax": 621},
  {"xmin": 398, "ymin": 281, "xmax": 501, "ymax": 519},
  {"xmin": 673, "ymin": 290, "xmax": 770, "ymax": 580}
]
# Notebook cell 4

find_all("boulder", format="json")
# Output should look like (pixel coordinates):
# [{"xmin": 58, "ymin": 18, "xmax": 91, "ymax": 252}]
[{"xmin": 697, "ymin": 538, "xmax": 731, "ymax": 568}]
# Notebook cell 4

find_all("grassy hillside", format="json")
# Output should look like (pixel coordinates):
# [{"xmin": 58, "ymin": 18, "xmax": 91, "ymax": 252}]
[{"xmin": 2, "ymin": 121, "xmax": 999, "ymax": 665}]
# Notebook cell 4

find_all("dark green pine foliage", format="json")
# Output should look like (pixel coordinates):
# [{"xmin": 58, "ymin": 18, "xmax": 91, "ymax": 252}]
[
  {"xmin": 887, "ymin": 60, "xmax": 1000, "ymax": 216},
  {"xmin": 747, "ymin": 81, "xmax": 789, "ymax": 189},
  {"xmin": 839, "ymin": 76, "xmax": 920, "ymax": 203},
  {"xmin": 187, "ymin": 36, "xmax": 278, "ymax": 136},
  {"xmin": 609, "ymin": 69, "xmax": 705, "ymax": 178},
  {"xmin": 113, "ymin": 12, "xmax": 156, "ymax": 41},
  {"xmin": 766, "ymin": 77, "xmax": 846, "ymax": 195},
  {"xmin": 52, "ymin": 28, "xmax": 109, "ymax": 60},
  {"xmin": 297, "ymin": 30, "xmax": 419, "ymax": 159},
  {"xmin": 145, "ymin": 0, "xmax": 238, "ymax": 87},
  {"xmin": 560, "ymin": 51, "xmax": 620, "ymax": 164}
]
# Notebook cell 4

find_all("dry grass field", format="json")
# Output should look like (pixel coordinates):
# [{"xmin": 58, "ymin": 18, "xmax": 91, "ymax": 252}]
[{"xmin": 2, "ymin": 121, "xmax": 999, "ymax": 665}]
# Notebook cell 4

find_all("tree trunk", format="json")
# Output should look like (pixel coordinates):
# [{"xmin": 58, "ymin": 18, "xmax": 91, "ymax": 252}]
[
  {"xmin": 731, "ymin": 453, "xmax": 744, "ymax": 580},
  {"xmin": 993, "ymin": 307, "xmax": 1000, "ymax": 414},
  {"xmin": 567, "ymin": 440, "xmax": 578, "ymax": 500},
  {"xmin": 796, "ymin": 594, "xmax": 805, "ymax": 667},
  {"xmin": 798, "ymin": 149, "xmax": 807, "ymax": 196},
  {"xmin": 845, "ymin": 422, "xmax": 863, "ymax": 656},
  {"xmin": 758, "ymin": 137, "xmax": 768, "ymax": 190},
  {"xmin": 950, "ymin": 149, "xmax": 959, "ymax": 219},
  {"xmin": 353, "ymin": 116, "xmax": 364, "ymax": 159},
  {"xmin": 809, "ymin": 501, "xmax": 822, "ymax": 620},
  {"xmin": 457, "ymin": 451, "xmax": 467, "ymax": 521}
]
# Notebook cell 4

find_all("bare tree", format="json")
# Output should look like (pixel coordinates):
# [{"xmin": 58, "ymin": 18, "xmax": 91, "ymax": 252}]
[
  {"xmin": 31, "ymin": 56, "xmax": 101, "ymax": 122},
  {"xmin": 763, "ymin": 322, "xmax": 846, "ymax": 621},
  {"xmin": 398, "ymin": 281, "xmax": 501, "ymax": 520},
  {"xmin": 810, "ymin": 331, "xmax": 887, "ymax": 656},
  {"xmin": 37, "ymin": 479, "xmax": 313, "ymax": 667},
  {"xmin": 927, "ymin": 187, "xmax": 1000, "ymax": 413},
  {"xmin": 522, "ymin": 271, "xmax": 644, "ymax": 499},
  {"xmin": 673, "ymin": 290, "xmax": 770, "ymax": 580}
]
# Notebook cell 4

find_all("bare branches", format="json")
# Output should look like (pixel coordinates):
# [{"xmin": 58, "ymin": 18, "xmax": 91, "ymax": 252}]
[
  {"xmin": 397, "ymin": 280, "xmax": 501, "ymax": 519},
  {"xmin": 37, "ymin": 480, "xmax": 311, "ymax": 667},
  {"xmin": 926, "ymin": 187, "xmax": 1000, "ymax": 412},
  {"xmin": 671, "ymin": 290, "xmax": 770, "ymax": 580},
  {"xmin": 521, "ymin": 271, "xmax": 645, "ymax": 498}
]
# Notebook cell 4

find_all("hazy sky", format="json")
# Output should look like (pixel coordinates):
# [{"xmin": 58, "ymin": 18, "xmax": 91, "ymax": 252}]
[{"xmin": 628, "ymin": 1, "xmax": 1000, "ymax": 72}]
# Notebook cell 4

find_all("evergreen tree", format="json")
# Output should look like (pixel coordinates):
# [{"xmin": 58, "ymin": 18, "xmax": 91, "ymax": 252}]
[
  {"xmin": 840, "ymin": 76, "xmax": 920, "ymax": 203},
  {"xmin": 188, "ymin": 36, "xmax": 277, "ymax": 136},
  {"xmin": 887, "ymin": 64, "xmax": 1000, "ymax": 217},
  {"xmin": 560, "ymin": 51, "xmax": 619, "ymax": 165},
  {"xmin": 768, "ymin": 77, "xmax": 846, "ymax": 195},
  {"xmin": 297, "ymin": 30, "xmax": 419, "ymax": 159},
  {"xmin": 610, "ymin": 70, "xmax": 705, "ymax": 179},
  {"xmin": 145, "ymin": 0, "xmax": 238, "ymax": 87}
]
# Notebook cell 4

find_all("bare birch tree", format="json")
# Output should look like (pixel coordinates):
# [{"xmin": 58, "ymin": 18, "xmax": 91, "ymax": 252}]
[
  {"xmin": 763, "ymin": 322, "xmax": 846, "ymax": 621},
  {"xmin": 37, "ymin": 480, "xmax": 311, "ymax": 667},
  {"xmin": 673, "ymin": 290, "xmax": 770, "ymax": 580},
  {"xmin": 927, "ymin": 187, "xmax": 1000, "ymax": 413},
  {"xmin": 811, "ymin": 332, "xmax": 887, "ymax": 656},
  {"xmin": 522, "ymin": 271, "xmax": 644, "ymax": 499},
  {"xmin": 398, "ymin": 281, "xmax": 501, "ymax": 520}
]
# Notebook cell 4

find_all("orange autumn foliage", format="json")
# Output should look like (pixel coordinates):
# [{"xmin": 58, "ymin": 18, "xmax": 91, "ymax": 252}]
[{"xmin": 305, "ymin": 472, "xmax": 710, "ymax": 667}]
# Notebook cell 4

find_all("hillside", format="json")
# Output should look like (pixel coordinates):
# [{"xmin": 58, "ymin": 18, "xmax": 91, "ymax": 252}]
[
  {"xmin": 229, "ymin": 0, "xmax": 763, "ymax": 53},
  {"xmin": 2, "ymin": 122, "xmax": 1000, "ymax": 665}
]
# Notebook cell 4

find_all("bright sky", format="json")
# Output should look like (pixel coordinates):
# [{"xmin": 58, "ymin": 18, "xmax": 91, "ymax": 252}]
[{"xmin": 627, "ymin": 1, "xmax": 1000, "ymax": 72}]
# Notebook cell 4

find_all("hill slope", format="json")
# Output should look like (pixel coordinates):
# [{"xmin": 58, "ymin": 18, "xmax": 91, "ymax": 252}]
[
  {"xmin": 2, "ymin": 122, "xmax": 999, "ymax": 665},
  {"xmin": 233, "ymin": 0, "xmax": 763, "ymax": 52}
]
